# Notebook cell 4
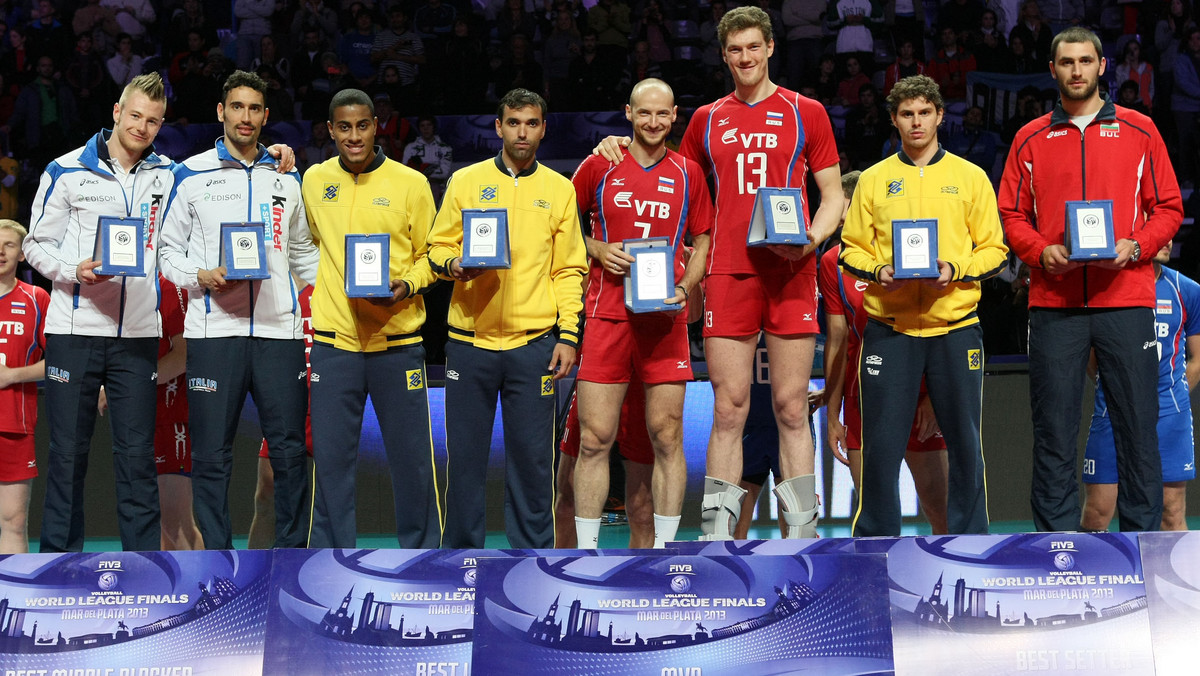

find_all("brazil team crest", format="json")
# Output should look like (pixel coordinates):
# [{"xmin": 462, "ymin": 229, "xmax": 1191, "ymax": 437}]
[
  {"xmin": 479, "ymin": 185, "xmax": 499, "ymax": 203},
  {"xmin": 323, "ymin": 183, "xmax": 339, "ymax": 202},
  {"xmin": 887, "ymin": 178, "xmax": 904, "ymax": 198}
]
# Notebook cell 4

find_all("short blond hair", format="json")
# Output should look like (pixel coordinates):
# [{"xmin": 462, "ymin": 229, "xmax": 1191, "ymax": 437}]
[
  {"xmin": 119, "ymin": 72, "xmax": 167, "ymax": 106},
  {"xmin": 0, "ymin": 219, "xmax": 28, "ymax": 241}
]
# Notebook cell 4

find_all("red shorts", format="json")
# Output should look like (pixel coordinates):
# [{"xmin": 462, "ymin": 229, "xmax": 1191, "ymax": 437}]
[
  {"xmin": 155, "ymin": 422, "xmax": 192, "ymax": 475},
  {"xmin": 702, "ymin": 272, "xmax": 819, "ymax": 338},
  {"xmin": 0, "ymin": 432, "xmax": 36, "ymax": 482},
  {"xmin": 844, "ymin": 388, "xmax": 947, "ymax": 453},
  {"xmin": 576, "ymin": 317, "xmax": 692, "ymax": 384},
  {"xmin": 560, "ymin": 384, "xmax": 653, "ymax": 464}
]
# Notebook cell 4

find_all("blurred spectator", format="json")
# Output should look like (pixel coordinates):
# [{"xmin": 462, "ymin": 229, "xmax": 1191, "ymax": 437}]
[
  {"xmin": 257, "ymin": 65, "xmax": 294, "ymax": 121},
  {"xmin": 25, "ymin": 0, "xmax": 70, "ymax": 66},
  {"xmin": 442, "ymin": 17, "xmax": 487, "ymax": 114},
  {"xmin": 495, "ymin": 0, "xmax": 539, "ymax": 44},
  {"xmin": 812, "ymin": 53, "xmax": 837, "ymax": 105},
  {"xmin": 827, "ymin": 0, "xmax": 883, "ymax": 70},
  {"xmin": 700, "ymin": 2, "xmax": 727, "ymax": 71},
  {"xmin": 938, "ymin": 0, "xmax": 984, "ymax": 40},
  {"xmin": 165, "ymin": 0, "xmax": 216, "ymax": 58},
  {"xmin": 169, "ymin": 45, "xmax": 218, "ymax": 124},
  {"xmin": 1008, "ymin": 1, "xmax": 1052, "ymax": 65},
  {"xmin": 293, "ymin": 28, "xmax": 326, "ymax": 117},
  {"xmin": 665, "ymin": 108, "xmax": 688, "ymax": 152},
  {"xmin": 0, "ymin": 71, "xmax": 16, "ymax": 123},
  {"xmin": 300, "ymin": 119, "xmax": 335, "ymax": 173},
  {"xmin": 402, "ymin": 115, "xmax": 452, "ymax": 202},
  {"xmin": 168, "ymin": 30, "xmax": 206, "ymax": 84},
  {"xmin": 100, "ymin": 0, "xmax": 155, "ymax": 44},
  {"xmin": 73, "ymin": 0, "xmax": 119, "ymax": 56},
  {"xmin": 1172, "ymin": 27, "xmax": 1200, "ymax": 187},
  {"xmin": 250, "ymin": 35, "xmax": 291, "ymax": 86},
  {"xmin": 567, "ymin": 29, "xmax": 619, "ymax": 111},
  {"xmin": 1114, "ymin": 39, "xmax": 1154, "ymax": 112},
  {"xmin": 372, "ymin": 5, "xmax": 423, "ymax": 99},
  {"xmin": 633, "ymin": 0, "xmax": 672, "ymax": 64},
  {"xmin": 543, "ymin": 8, "xmax": 580, "ymax": 109},
  {"xmin": 1002, "ymin": 32, "xmax": 1038, "ymax": 73},
  {"xmin": 1155, "ymin": 0, "xmax": 1195, "ymax": 109},
  {"xmin": 106, "ymin": 33, "xmax": 144, "ymax": 89},
  {"xmin": 969, "ymin": 9, "xmax": 1008, "ymax": 72},
  {"xmin": 374, "ymin": 93, "xmax": 413, "ymax": 159},
  {"xmin": 304, "ymin": 51, "xmax": 348, "ymax": 120},
  {"xmin": 883, "ymin": 38, "xmax": 925, "ymax": 95},
  {"xmin": 844, "ymin": 83, "xmax": 890, "ymax": 168},
  {"xmin": 590, "ymin": 0, "xmax": 632, "ymax": 67},
  {"xmin": 339, "ymin": 7, "xmax": 377, "ymax": 88},
  {"xmin": 6, "ymin": 55, "xmax": 77, "ymax": 171},
  {"xmin": 944, "ymin": 105, "xmax": 1000, "ymax": 173},
  {"xmin": 835, "ymin": 55, "xmax": 870, "ymax": 106},
  {"xmin": 292, "ymin": 0, "xmax": 340, "ymax": 48},
  {"xmin": 928, "ymin": 25, "xmax": 977, "ymax": 101},
  {"xmin": 1001, "ymin": 85, "xmax": 1043, "ymax": 142},
  {"xmin": 1, "ymin": 25, "xmax": 33, "ymax": 85},
  {"xmin": 885, "ymin": 0, "xmax": 925, "ymax": 60},
  {"xmin": 233, "ymin": 0, "xmax": 274, "ymax": 69},
  {"xmin": 64, "ymin": 33, "xmax": 108, "ymax": 122},
  {"xmin": 1117, "ymin": 79, "xmax": 1151, "ymax": 115},
  {"xmin": 1039, "ymin": 0, "xmax": 1083, "ymax": 32},
  {"xmin": 415, "ymin": 0, "xmax": 457, "ymax": 39},
  {"xmin": 617, "ymin": 39, "xmax": 662, "ymax": 93},
  {"xmin": 490, "ymin": 32, "xmax": 543, "ymax": 100},
  {"xmin": 0, "ymin": 0, "xmax": 23, "ymax": 38},
  {"xmin": 783, "ymin": 0, "xmax": 827, "ymax": 89}
]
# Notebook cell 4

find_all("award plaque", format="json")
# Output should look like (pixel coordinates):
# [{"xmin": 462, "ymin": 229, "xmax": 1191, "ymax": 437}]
[
  {"xmin": 747, "ymin": 187, "xmax": 810, "ymax": 247},
  {"xmin": 1065, "ymin": 200, "xmax": 1117, "ymax": 260},
  {"xmin": 345, "ymin": 233, "xmax": 391, "ymax": 297},
  {"xmin": 891, "ymin": 219, "xmax": 940, "ymax": 279},
  {"xmin": 220, "ymin": 222, "xmax": 269, "ymax": 279},
  {"xmin": 461, "ymin": 208, "xmax": 511, "ymax": 269},
  {"xmin": 623, "ymin": 237, "xmax": 676, "ymax": 313},
  {"xmin": 93, "ymin": 216, "xmax": 146, "ymax": 277}
]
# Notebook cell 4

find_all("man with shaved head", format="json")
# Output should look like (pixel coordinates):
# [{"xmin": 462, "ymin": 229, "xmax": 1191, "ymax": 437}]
[{"xmin": 569, "ymin": 78, "xmax": 713, "ymax": 548}]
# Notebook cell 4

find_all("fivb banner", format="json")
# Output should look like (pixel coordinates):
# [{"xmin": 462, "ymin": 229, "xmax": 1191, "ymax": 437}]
[
  {"xmin": 0, "ymin": 550, "xmax": 271, "ymax": 675},
  {"xmin": 472, "ymin": 553, "xmax": 893, "ymax": 675},
  {"xmin": 1139, "ymin": 531, "xmax": 1200, "ymax": 674},
  {"xmin": 859, "ymin": 533, "xmax": 1154, "ymax": 675},
  {"xmin": 262, "ymin": 549, "xmax": 659, "ymax": 675}
]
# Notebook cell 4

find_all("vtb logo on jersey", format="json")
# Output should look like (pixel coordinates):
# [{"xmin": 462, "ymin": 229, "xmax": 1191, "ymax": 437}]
[
  {"xmin": 479, "ymin": 185, "xmax": 499, "ymax": 203},
  {"xmin": 323, "ymin": 183, "xmax": 339, "ymax": 201},
  {"xmin": 141, "ymin": 193, "xmax": 163, "ymax": 251},
  {"xmin": 721, "ymin": 128, "xmax": 778, "ymax": 148},
  {"xmin": 407, "ymin": 369, "xmax": 424, "ymax": 390},
  {"xmin": 541, "ymin": 375, "xmax": 554, "ymax": 396}
]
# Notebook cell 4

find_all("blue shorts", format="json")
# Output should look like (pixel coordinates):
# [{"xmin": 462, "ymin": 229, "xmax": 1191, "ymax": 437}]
[
  {"xmin": 1083, "ymin": 408, "xmax": 1196, "ymax": 484},
  {"xmin": 741, "ymin": 425, "xmax": 781, "ymax": 485}
]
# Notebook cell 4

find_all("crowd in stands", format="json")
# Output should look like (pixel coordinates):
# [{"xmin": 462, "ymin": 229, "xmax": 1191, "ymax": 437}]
[{"xmin": 2, "ymin": 0, "xmax": 1199, "ymax": 356}]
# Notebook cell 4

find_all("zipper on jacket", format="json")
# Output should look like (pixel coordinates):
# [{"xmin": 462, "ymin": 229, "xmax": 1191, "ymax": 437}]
[
  {"xmin": 245, "ymin": 165, "xmax": 257, "ymax": 336},
  {"xmin": 1080, "ymin": 129, "xmax": 1089, "ymax": 307}
]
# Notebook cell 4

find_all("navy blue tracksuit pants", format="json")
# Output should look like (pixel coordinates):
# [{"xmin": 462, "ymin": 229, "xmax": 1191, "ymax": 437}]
[
  {"xmin": 308, "ymin": 342, "xmax": 441, "ymax": 549},
  {"xmin": 852, "ymin": 321, "xmax": 989, "ymax": 537},
  {"xmin": 442, "ymin": 335, "xmax": 558, "ymax": 549}
]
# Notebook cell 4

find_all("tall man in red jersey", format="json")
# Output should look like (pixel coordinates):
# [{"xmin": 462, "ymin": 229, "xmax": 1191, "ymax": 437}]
[
  {"xmin": 600, "ymin": 6, "xmax": 844, "ymax": 539},
  {"xmin": 572, "ymin": 79, "xmax": 713, "ymax": 548},
  {"xmin": 999, "ymin": 28, "xmax": 1182, "ymax": 532}
]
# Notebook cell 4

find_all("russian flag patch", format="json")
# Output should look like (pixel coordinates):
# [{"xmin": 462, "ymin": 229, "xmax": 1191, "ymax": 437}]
[
  {"xmin": 10, "ymin": 301, "xmax": 25, "ymax": 315},
  {"xmin": 766, "ymin": 111, "xmax": 784, "ymax": 126},
  {"xmin": 657, "ymin": 176, "xmax": 675, "ymax": 194}
]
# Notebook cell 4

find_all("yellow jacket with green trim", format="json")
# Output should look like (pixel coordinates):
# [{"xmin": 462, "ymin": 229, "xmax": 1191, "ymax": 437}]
[{"xmin": 302, "ymin": 151, "xmax": 437, "ymax": 352}]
